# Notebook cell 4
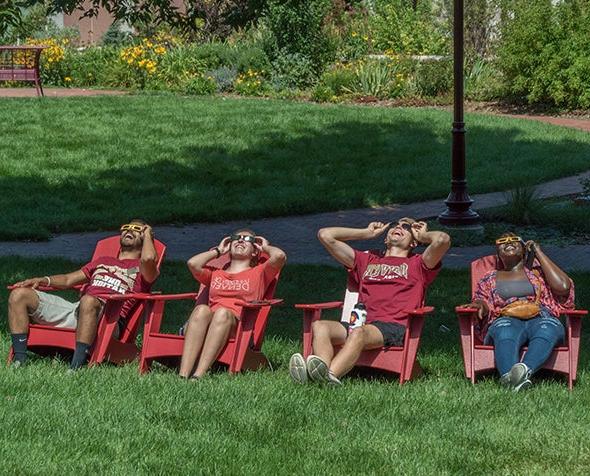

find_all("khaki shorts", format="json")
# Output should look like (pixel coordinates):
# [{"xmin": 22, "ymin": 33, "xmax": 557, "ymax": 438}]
[{"xmin": 29, "ymin": 291, "xmax": 80, "ymax": 328}]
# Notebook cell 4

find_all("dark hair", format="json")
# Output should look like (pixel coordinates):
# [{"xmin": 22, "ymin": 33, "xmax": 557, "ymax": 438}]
[
  {"xmin": 232, "ymin": 228, "xmax": 256, "ymax": 237},
  {"xmin": 129, "ymin": 218, "xmax": 148, "ymax": 226}
]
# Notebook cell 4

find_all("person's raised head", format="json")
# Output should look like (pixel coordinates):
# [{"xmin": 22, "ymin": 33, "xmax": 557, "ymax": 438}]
[
  {"xmin": 384, "ymin": 217, "xmax": 418, "ymax": 255},
  {"xmin": 495, "ymin": 231, "xmax": 525, "ymax": 269},
  {"xmin": 229, "ymin": 228, "xmax": 259, "ymax": 265},
  {"xmin": 119, "ymin": 218, "xmax": 149, "ymax": 252}
]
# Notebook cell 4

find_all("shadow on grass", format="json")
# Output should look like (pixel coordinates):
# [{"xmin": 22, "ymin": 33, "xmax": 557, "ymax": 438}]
[{"xmin": 2, "ymin": 101, "xmax": 590, "ymax": 240}]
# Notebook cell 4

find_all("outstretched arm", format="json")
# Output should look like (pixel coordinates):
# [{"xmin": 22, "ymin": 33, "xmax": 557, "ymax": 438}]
[
  {"xmin": 12, "ymin": 270, "xmax": 88, "ymax": 289},
  {"xmin": 187, "ymin": 236, "xmax": 231, "ymax": 280},
  {"xmin": 317, "ymin": 222, "xmax": 390, "ymax": 268},
  {"xmin": 412, "ymin": 222, "xmax": 451, "ymax": 269}
]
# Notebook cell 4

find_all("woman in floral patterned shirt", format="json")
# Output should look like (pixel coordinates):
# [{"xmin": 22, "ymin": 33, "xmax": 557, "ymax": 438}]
[{"xmin": 463, "ymin": 232, "xmax": 574, "ymax": 391}]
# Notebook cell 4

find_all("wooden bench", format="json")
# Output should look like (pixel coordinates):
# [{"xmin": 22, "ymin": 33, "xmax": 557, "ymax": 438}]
[{"xmin": 0, "ymin": 46, "xmax": 47, "ymax": 96}]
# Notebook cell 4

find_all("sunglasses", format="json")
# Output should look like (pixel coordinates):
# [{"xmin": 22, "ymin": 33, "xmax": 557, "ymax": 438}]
[
  {"xmin": 120, "ymin": 224, "xmax": 143, "ymax": 233},
  {"xmin": 230, "ymin": 234, "xmax": 256, "ymax": 243},
  {"xmin": 495, "ymin": 236, "xmax": 523, "ymax": 245},
  {"xmin": 399, "ymin": 222, "xmax": 413, "ymax": 232}
]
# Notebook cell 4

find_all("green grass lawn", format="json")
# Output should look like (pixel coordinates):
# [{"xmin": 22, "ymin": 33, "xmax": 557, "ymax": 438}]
[
  {"xmin": 2, "ymin": 258, "xmax": 590, "ymax": 474},
  {"xmin": 1, "ymin": 95, "xmax": 590, "ymax": 240}
]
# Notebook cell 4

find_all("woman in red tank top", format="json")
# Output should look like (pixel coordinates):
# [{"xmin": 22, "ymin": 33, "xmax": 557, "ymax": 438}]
[{"xmin": 179, "ymin": 229, "xmax": 286, "ymax": 379}]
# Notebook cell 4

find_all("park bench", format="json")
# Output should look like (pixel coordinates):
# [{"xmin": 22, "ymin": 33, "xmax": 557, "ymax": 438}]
[{"xmin": 0, "ymin": 45, "xmax": 46, "ymax": 96}]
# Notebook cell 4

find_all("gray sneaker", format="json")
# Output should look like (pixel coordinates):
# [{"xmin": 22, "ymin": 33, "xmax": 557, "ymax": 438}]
[
  {"xmin": 306, "ymin": 355, "xmax": 342, "ymax": 386},
  {"xmin": 509, "ymin": 363, "xmax": 532, "ymax": 392},
  {"xmin": 289, "ymin": 353, "xmax": 308, "ymax": 384}
]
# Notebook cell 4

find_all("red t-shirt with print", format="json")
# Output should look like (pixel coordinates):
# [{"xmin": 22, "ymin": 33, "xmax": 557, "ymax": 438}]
[
  {"xmin": 195, "ymin": 262, "xmax": 279, "ymax": 317},
  {"xmin": 350, "ymin": 250, "xmax": 440, "ymax": 326},
  {"xmin": 81, "ymin": 256, "xmax": 154, "ymax": 320}
]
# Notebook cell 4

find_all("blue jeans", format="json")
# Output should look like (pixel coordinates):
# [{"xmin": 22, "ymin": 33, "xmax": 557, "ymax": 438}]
[{"xmin": 484, "ymin": 308, "xmax": 565, "ymax": 375}]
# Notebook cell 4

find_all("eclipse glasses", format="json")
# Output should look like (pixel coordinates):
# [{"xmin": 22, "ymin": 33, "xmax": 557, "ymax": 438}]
[
  {"xmin": 120, "ymin": 224, "xmax": 144, "ymax": 233},
  {"xmin": 495, "ymin": 236, "xmax": 523, "ymax": 245},
  {"xmin": 230, "ymin": 234, "xmax": 256, "ymax": 243}
]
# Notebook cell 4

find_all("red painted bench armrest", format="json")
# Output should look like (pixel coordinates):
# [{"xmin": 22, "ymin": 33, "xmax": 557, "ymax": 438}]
[{"xmin": 294, "ymin": 301, "xmax": 343, "ymax": 310}]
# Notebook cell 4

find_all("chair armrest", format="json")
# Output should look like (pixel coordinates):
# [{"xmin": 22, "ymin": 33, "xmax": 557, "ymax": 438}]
[
  {"xmin": 94, "ymin": 292, "xmax": 198, "ymax": 301},
  {"xmin": 407, "ymin": 306, "xmax": 435, "ymax": 316},
  {"xmin": 7, "ymin": 284, "xmax": 83, "ymax": 292},
  {"xmin": 237, "ymin": 299, "xmax": 283, "ymax": 309},
  {"xmin": 455, "ymin": 306, "xmax": 479, "ymax": 315},
  {"xmin": 294, "ymin": 301, "xmax": 343, "ymax": 310},
  {"xmin": 559, "ymin": 309, "xmax": 588, "ymax": 317}
]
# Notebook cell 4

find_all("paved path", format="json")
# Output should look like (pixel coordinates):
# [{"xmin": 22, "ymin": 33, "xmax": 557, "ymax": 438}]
[
  {"xmin": 1, "ymin": 169, "xmax": 589, "ymax": 270},
  {"xmin": 0, "ymin": 97, "xmax": 588, "ymax": 269},
  {"xmin": 0, "ymin": 88, "xmax": 127, "ymax": 98}
]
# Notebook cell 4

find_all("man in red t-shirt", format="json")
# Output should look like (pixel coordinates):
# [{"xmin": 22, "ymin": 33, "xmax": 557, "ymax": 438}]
[
  {"xmin": 8, "ymin": 219, "xmax": 159, "ymax": 369},
  {"xmin": 290, "ymin": 218, "xmax": 450, "ymax": 385}
]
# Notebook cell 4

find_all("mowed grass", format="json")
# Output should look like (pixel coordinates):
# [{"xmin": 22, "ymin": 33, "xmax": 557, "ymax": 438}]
[
  {"xmin": 2, "ymin": 258, "xmax": 590, "ymax": 474},
  {"xmin": 1, "ymin": 95, "xmax": 590, "ymax": 240}
]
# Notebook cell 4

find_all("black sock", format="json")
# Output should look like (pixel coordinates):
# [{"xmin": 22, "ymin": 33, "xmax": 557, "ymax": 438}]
[
  {"xmin": 70, "ymin": 342, "xmax": 91, "ymax": 370},
  {"xmin": 11, "ymin": 333, "xmax": 28, "ymax": 364}
]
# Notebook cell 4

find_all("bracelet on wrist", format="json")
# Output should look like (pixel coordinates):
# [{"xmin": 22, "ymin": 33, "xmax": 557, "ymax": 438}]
[
  {"xmin": 211, "ymin": 247, "xmax": 221, "ymax": 258},
  {"xmin": 44, "ymin": 276, "xmax": 51, "ymax": 287}
]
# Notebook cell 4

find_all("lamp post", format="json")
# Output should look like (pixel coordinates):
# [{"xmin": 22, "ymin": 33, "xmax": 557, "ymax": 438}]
[{"xmin": 438, "ymin": 0, "xmax": 480, "ymax": 226}]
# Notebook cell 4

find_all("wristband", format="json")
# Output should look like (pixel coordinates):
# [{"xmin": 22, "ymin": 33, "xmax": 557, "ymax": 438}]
[
  {"xmin": 211, "ymin": 247, "xmax": 221, "ymax": 258},
  {"xmin": 44, "ymin": 276, "xmax": 51, "ymax": 287}
]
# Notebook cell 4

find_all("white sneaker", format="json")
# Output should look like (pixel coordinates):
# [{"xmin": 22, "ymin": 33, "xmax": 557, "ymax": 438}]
[
  {"xmin": 306, "ymin": 355, "xmax": 342, "ymax": 386},
  {"xmin": 289, "ymin": 353, "xmax": 308, "ymax": 384},
  {"xmin": 509, "ymin": 363, "xmax": 533, "ymax": 392}
]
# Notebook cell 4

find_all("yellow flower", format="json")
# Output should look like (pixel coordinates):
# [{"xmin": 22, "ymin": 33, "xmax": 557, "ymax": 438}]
[
  {"xmin": 351, "ymin": 31, "xmax": 358, "ymax": 37},
  {"xmin": 64, "ymin": 77, "xmax": 72, "ymax": 82}
]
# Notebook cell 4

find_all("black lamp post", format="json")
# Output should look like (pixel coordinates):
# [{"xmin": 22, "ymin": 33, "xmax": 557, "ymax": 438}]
[{"xmin": 438, "ymin": 0, "xmax": 480, "ymax": 226}]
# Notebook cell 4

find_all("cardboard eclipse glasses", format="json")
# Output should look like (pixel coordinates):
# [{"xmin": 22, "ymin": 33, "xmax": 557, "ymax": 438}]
[
  {"xmin": 120, "ymin": 224, "xmax": 144, "ymax": 233},
  {"xmin": 495, "ymin": 236, "xmax": 523, "ymax": 246}
]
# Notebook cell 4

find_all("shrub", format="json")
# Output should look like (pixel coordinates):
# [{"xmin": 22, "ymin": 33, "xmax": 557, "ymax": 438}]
[
  {"xmin": 180, "ymin": 74, "xmax": 217, "ymax": 95},
  {"xmin": 497, "ymin": 0, "xmax": 590, "ymax": 108},
  {"xmin": 412, "ymin": 59, "xmax": 452, "ymax": 97},
  {"xmin": 67, "ymin": 46, "xmax": 120, "ymax": 87},
  {"xmin": 263, "ymin": 0, "xmax": 335, "ymax": 76},
  {"xmin": 371, "ymin": 0, "xmax": 448, "ymax": 55},
  {"xmin": 270, "ymin": 51, "xmax": 316, "ymax": 89},
  {"xmin": 234, "ymin": 69, "xmax": 271, "ymax": 96},
  {"xmin": 101, "ymin": 22, "xmax": 133, "ymax": 46},
  {"xmin": 343, "ymin": 60, "xmax": 388, "ymax": 98},
  {"xmin": 25, "ymin": 37, "xmax": 71, "ymax": 86},
  {"xmin": 503, "ymin": 186, "xmax": 546, "ymax": 225},
  {"xmin": 465, "ymin": 58, "xmax": 503, "ymax": 101},
  {"xmin": 311, "ymin": 83, "xmax": 336, "ymax": 102},
  {"xmin": 234, "ymin": 45, "xmax": 271, "ymax": 74},
  {"xmin": 207, "ymin": 66, "xmax": 238, "ymax": 92},
  {"xmin": 317, "ymin": 63, "xmax": 356, "ymax": 95}
]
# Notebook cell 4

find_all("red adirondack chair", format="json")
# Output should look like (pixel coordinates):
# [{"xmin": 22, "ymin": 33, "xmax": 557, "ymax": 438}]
[
  {"xmin": 138, "ymin": 253, "xmax": 282, "ymax": 374},
  {"xmin": 6, "ymin": 235, "xmax": 166, "ymax": 366},
  {"xmin": 295, "ymin": 272, "xmax": 434, "ymax": 384},
  {"xmin": 456, "ymin": 255, "xmax": 587, "ymax": 390}
]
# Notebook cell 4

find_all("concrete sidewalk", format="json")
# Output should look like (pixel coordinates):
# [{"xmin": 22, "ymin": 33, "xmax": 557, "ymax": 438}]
[{"xmin": 1, "ymin": 170, "xmax": 589, "ymax": 270}]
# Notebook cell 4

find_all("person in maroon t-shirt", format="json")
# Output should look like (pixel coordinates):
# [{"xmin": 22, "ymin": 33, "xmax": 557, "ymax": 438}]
[
  {"xmin": 290, "ymin": 218, "xmax": 450, "ymax": 385},
  {"xmin": 8, "ymin": 219, "xmax": 159, "ymax": 370}
]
